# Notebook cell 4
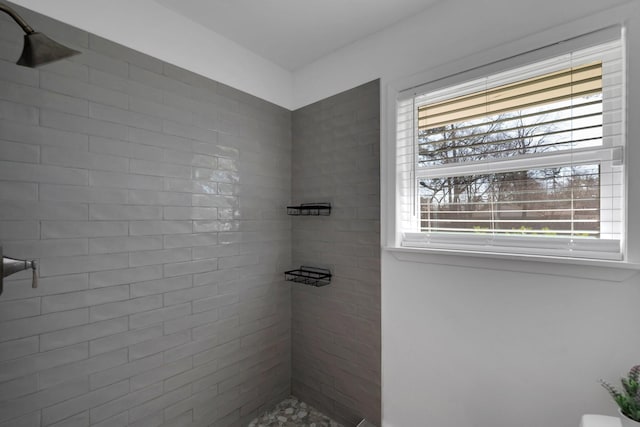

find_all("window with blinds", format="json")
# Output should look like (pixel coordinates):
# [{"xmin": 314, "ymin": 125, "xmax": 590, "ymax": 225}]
[{"xmin": 396, "ymin": 32, "xmax": 625, "ymax": 260}]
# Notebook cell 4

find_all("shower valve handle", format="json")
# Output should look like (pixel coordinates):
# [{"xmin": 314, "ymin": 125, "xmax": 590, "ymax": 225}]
[
  {"xmin": 0, "ymin": 246, "xmax": 38, "ymax": 295},
  {"xmin": 31, "ymin": 260, "xmax": 37, "ymax": 289}
]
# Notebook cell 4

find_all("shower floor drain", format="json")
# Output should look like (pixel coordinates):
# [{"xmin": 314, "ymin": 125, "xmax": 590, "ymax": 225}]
[{"xmin": 248, "ymin": 396, "xmax": 343, "ymax": 427}]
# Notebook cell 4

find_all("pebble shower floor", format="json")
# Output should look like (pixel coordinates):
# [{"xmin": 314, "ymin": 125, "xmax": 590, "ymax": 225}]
[{"xmin": 248, "ymin": 396, "xmax": 344, "ymax": 427}]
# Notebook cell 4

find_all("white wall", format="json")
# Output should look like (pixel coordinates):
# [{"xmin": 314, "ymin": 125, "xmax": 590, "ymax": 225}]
[
  {"xmin": 382, "ymin": 251, "xmax": 640, "ymax": 427},
  {"xmin": 370, "ymin": 1, "xmax": 640, "ymax": 426},
  {"xmin": 292, "ymin": 0, "xmax": 636, "ymax": 108},
  {"xmin": 8, "ymin": 0, "xmax": 294, "ymax": 109}
]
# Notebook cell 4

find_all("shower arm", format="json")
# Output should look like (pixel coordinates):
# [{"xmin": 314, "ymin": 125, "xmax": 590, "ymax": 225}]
[{"xmin": 0, "ymin": 4, "xmax": 35, "ymax": 35}]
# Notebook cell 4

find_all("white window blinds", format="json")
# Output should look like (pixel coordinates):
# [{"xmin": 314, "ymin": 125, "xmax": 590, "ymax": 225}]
[{"xmin": 396, "ymin": 32, "xmax": 625, "ymax": 260}]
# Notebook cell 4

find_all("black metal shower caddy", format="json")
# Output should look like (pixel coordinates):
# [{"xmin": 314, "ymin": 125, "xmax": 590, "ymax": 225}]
[
  {"xmin": 284, "ymin": 266, "xmax": 332, "ymax": 287},
  {"xmin": 286, "ymin": 203, "xmax": 331, "ymax": 216}
]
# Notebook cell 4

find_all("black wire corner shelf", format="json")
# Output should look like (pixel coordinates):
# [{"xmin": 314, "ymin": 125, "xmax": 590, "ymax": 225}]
[
  {"xmin": 286, "ymin": 203, "xmax": 331, "ymax": 216},
  {"xmin": 284, "ymin": 266, "xmax": 332, "ymax": 287}
]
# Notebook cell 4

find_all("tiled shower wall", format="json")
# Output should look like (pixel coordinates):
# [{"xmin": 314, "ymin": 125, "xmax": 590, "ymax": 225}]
[
  {"xmin": 291, "ymin": 81, "xmax": 381, "ymax": 425},
  {"xmin": 0, "ymin": 4, "xmax": 292, "ymax": 427}
]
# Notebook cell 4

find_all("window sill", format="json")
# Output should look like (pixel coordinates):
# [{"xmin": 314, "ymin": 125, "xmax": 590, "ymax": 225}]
[{"xmin": 385, "ymin": 246, "xmax": 640, "ymax": 282}]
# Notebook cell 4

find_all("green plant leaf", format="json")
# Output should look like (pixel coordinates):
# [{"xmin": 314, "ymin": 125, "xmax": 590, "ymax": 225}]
[{"xmin": 600, "ymin": 366, "xmax": 640, "ymax": 422}]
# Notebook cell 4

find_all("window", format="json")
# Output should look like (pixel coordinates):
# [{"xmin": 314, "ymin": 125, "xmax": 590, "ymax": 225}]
[{"xmin": 396, "ymin": 31, "xmax": 625, "ymax": 260}]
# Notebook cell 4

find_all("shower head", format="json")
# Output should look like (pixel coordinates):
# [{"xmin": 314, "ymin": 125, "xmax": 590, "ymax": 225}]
[
  {"xmin": 0, "ymin": 3, "xmax": 80, "ymax": 68},
  {"xmin": 17, "ymin": 31, "xmax": 80, "ymax": 67}
]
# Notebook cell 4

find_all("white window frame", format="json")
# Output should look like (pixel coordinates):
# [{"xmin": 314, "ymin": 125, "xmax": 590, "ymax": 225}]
[{"xmin": 386, "ymin": 26, "xmax": 630, "ymax": 264}]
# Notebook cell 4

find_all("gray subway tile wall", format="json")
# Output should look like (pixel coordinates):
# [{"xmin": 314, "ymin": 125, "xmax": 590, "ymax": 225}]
[
  {"xmin": 0, "ymin": 4, "xmax": 382, "ymax": 427},
  {"xmin": 291, "ymin": 81, "xmax": 381, "ymax": 426},
  {"xmin": 0, "ymin": 3, "xmax": 292, "ymax": 427}
]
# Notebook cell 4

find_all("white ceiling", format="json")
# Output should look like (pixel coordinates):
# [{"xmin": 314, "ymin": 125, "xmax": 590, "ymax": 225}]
[{"xmin": 155, "ymin": 0, "xmax": 441, "ymax": 71}]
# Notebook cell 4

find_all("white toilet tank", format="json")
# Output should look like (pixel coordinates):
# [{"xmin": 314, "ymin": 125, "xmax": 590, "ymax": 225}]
[{"xmin": 581, "ymin": 415, "xmax": 622, "ymax": 427}]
